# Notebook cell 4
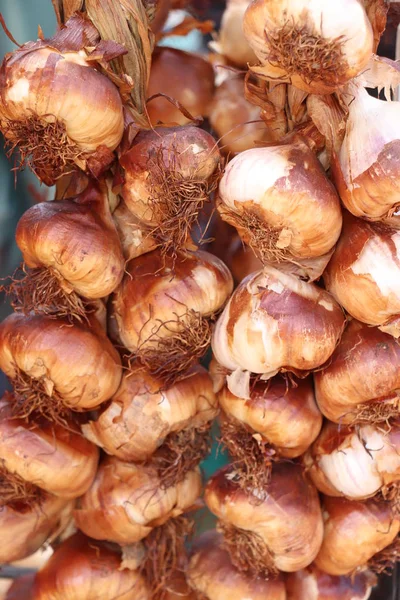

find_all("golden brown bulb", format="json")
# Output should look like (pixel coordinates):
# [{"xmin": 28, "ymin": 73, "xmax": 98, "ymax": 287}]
[
  {"xmin": 205, "ymin": 463, "xmax": 323, "ymax": 575},
  {"xmin": 83, "ymin": 364, "xmax": 217, "ymax": 462},
  {"xmin": 211, "ymin": 0, "xmax": 257, "ymax": 67},
  {"xmin": 74, "ymin": 457, "xmax": 202, "ymax": 545},
  {"xmin": 33, "ymin": 533, "xmax": 150, "ymax": 600},
  {"xmin": 188, "ymin": 531, "xmax": 287, "ymax": 600},
  {"xmin": 0, "ymin": 313, "xmax": 122, "ymax": 417},
  {"xmin": 314, "ymin": 319, "xmax": 400, "ymax": 424}
]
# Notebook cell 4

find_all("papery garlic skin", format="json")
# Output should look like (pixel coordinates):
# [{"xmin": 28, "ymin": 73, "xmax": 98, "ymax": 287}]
[
  {"xmin": 33, "ymin": 533, "xmax": 150, "ymax": 600},
  {"xmin": 188, "ymin": 531, "xmax": 287, "ymax": 600},
  {"xmin": 324, "ymin": 214, "xmax": 400, "ymax": 337},
  {"xmin": 333, "ymin": 87, "xmax": 400, "ymax": 221},
  {"xmin": 243, "ymin": 0, "xmax": 373, "ymax": 94},
  {"xmin": 110, "ymin": 249, "xmax": 233, "ymax": 352},
  {"xmin": 219, "ymin": 376, "xmax": 322, "ymax": 457},
  {"xmin": 0, "ymin": 313, "xmax": 122, "ymax": 411},
  {"xmin": 112, "ymin": 199, "xmax": 157, "ymax": 261},
  {"xmin": 218, "ymin": 141, "xmax": 342, "ymax": 261},
  {"xmin": 205, "ymin": 463, "xmax": 324, "ymax": 573},
  {"xmin": 212, "ymin": 266, "xmax": 344, "ymax": 398},
  {"xmin": 0, "ymin": 494, "xmax": 73, "ymax": 564},
  {"xmin": 212, "ymin": 0, "xmax": 257, "ymax": 67},
  {"xmin": 83, "ymin": 364, "xmax": 217, "ymax": 461},
  {"xmin": 74, "ymin": 457, "xmax": 202, "ymax": 544},
  {"xmin": 304, "ymin": 421, "xmax": 400, "ymax": 499},
  {"xmin": 314, "ymin": 320, "xmax": 400, "ymax": 424},
  {"xmin": 0, "ymin": 397, "xmax": 99, "ymax": 498},
  {"xmin": 286, "ymin": 563, "xmax": 376, "ymax": 600},
  {"xmin": 315, "ymin": 496, "xmax": 400, "ymax": 576}
]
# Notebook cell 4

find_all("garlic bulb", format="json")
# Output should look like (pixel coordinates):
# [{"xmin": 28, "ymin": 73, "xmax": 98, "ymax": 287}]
[
  {"xmin": 147, "ymin": 47, "xmax": 215, "ymax": 126},
  {"xmin": 332, "ymin": 85, "xmax": 400, "ymax": 221},
  {"xmin": 205, "ymin": 463, "xmax": 323, "ymax": 575},
  {"xmin": 83, "ymin": 364, "xmax": 217, "ymax": 462},
  {"xmin": 243, "ymin": 0, "xmax": 373, "ymax": 94},
  {"xmin": 212, "ymin": 265, "xmax": 345, "ymax": 398},
  {"xmin": 217, "ymin": 140, "xmax": 342, "ymax": 265},
  {"xmin": 13, "ymin": 182, "xmax": 124, "ymax": 318},
  {"xmin": 0, "ymin": 494, "xmax": 72, "ymax": 564},
  {"xmin": 219, "ymin": 375, "xmax": 322, "ymax": 458},
  {"xmin": 324, "ymin": 214, "xmax": 400, "ymax": 337},
  {"xmin": 0, "ymin": 313, "xmax": 122, "ymax": 417},
  {"xmin": 74, "ymin": 457, "xmax": 202, "ymax": 544},
  {"xmin": 286, "ymin": 564, "xmax": 376, "ymax": 600},
  {"xmin": 109, "ymin": 249, "xmax": 233, "ymax": 380},
  {"xmin": 0, "ymin": 15, "xmax": 124, "ymax": 185},
  {"xmin": 304, "ymin": 420, "xmax": 400, "ymax": 500},
  {"xmin": 33, "ymin": 533, "xmax": 150, "ymax": 600},
  {"xmin": 0, "ymin": 396, "xmax": 99, "ymax": 499},
  {"xmin": 188, "ymin": 531, "xmax": 287, "ymax": 600},
  {"xmin": 314, "ymin": 319, "xmax": 400, "ymax": 424},
  {"xmin": 315, "ymin": 496, "xmax": 400, "ymax": 575},
  {"xmin": 209, "ymin": 77, "xmax": 272, "ymax": 155},
  {"xmin": 211, "ymin": 0, "xmax": 257, "ymax": 67}
]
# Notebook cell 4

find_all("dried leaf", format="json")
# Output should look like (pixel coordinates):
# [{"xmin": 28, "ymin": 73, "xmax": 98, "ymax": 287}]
[
  {"xmin": 51, "ymin": 0, "xmax": 85, "ymax": 27},
  {"xmin": 363, "ymin": 0, "xmax": 388, "ymax": 52},
  {"xmin": 307, "ymin": 93, "xmax": 347, "ymax": 156},
  {"xmin": 157, "ymin": 16, "xmax": 214, "ymax": 42},
  {"xmin": 357, "ymin": 54, "xmax": 400, "ymax": 99}
]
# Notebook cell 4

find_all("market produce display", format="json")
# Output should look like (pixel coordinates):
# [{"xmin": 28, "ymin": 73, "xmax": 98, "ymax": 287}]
[{"xmin": 0, "ymin": 0, "xmax": 398, "ymax": 598}]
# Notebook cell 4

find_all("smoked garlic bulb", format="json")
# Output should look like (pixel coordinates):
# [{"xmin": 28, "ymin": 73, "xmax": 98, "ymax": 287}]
[
  {"xmin": 315, "ymin": 496, "xmax": 400, "ymax": 576},
  {"xmin": 243, "ymin": 0, "xmax": 373, "ymax": 94},
  {"xmin": 13, "ymin": 182, "xmax": 124, "ymax": 318},
  {"xmin": 212, "ymin": 0, "xmax": 257, "ymax": 67},
  {"xmin": 33, "ymin": 533, "xmax": 150, "ymax": 600},
  {"xmin": 314, "ymin": 320, "xmax": 400, "ymax": 424},
  {"xmin": 83, "ymin": 364, "xmax": 217, "ymax": 462},
  {"xmin": 205, "ymin": 463, "xmax": 323, "ymax": 575},
  {"xmin": 0, "ymin": 313, "xmax": 121, "ymax": 417},
  {"xmin": 0, "ymin": 15, "xmax": 124, "ymax": 185},
  {"xmin": 74, "ymin": 457, "xmax": 202, "ymax": 545},
  {"xmin": 212, "ymin": 266, "xmax": 344, "ymax": 398},
  {"xmin": 305, "ymin": 420, "xmax": 400, "ymax": 500},
  {"xmin": 188, "ymin": 531, "xmax": 286, "ymax": 600},
  {"xmin": 109, "ymin": 249, "xmax": 233, "ymax": 381},
  {"xmin": 286, "ymin": 564, "xmax": 376, "ymax": 600},
  {"xmin": 324, "ymin": 214, "xmax": 400, "ymax": 337},
  {"xmin": 0, "ymin": 396, "xmax": 99, "ymax": 499},
  {"xmin": 217, "ymin": 140, "xmax": 342, "ymax": 266}
]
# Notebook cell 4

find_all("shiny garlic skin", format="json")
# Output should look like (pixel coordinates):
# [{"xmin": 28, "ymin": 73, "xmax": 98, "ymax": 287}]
[
  {"xmin": 109, "ymin": 249, "xmax": 233, "ymax": 352},
  {"xmin": 205, "ymin": 463, "xmax": 324, "ymax": 573},
  {"xmin": 315, "ymin": 496, "xmax": 400, "ymax": 576},
  {"xmin": 218, "ymin": 141, "xmax": 342, "ymax": 262},
  {"xmin": 324, "ymin": 214, "xmax": 400, "ymax": 337},
  {"xmin": 0, "ymin": 313, "xmax": 122, "ymax": 411},
  {"xmin": 332, "ymin": 86, "xmax": 400, "ymax": 221},
  {"xmin": 0, "ymin": 494, "xmax": 73, "ymax": 564},
  {"xmin": 243, "ymin": 0, "xmax": 373, "ymax": 94},
  {"xmin": 74, "ymin": 457, "xmax": 202, "ymax": 545},
  {"xmin": 314, "ymin": 320, "xmax": 400, "ymax": 424},
  {"xmin": 304, "ymin": 420, "xmax": 400, "ymax": 500},
  {"xmin": 188, "ymin": 531, "xmax": 287, "ymax": 600},
  {"xmin": 212, "ymin": 265, "xmax": 345, "ymax": 398},
  {"xmin": 286, "ymin": 563, "xmax": 376, "ymax": 600},
  {"xmin": 33, "ymin": 533, "xmax": 150, "ymax": 600},
  {"xmin": 218, "ymin": 376, "xmax": 322, "ymax": 458},
  {"xmin": 83, "ymin": 364, "xmax": 217, "ymax": 462},
  {"xmin": 0, "ymin": 397, "xmax": 99, "ymax": 499}
]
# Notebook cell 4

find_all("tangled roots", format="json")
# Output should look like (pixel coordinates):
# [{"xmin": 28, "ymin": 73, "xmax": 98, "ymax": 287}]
[
  {"xmin": 153, "ymin": 423, "xmax": 212, "ymax": 490},
  {"xmin": 0, "ymin": 461, "xmax": 42, "ymax": 508},
  {"xmin": 3, "ymin": 265, "xmax": 90, "ymax": 323},
  {"xmin": 133, "ymin": 310, "xmax": 212, "ymax": 386},
  {"xmin": 368, "ymin": 534, "xmax": 400, "ymax": 575},
  {"xmin": 351, "ymin": 398, "xmax": 400, "ymax": 426},
  {"xmin": 12, "ymin": 368, "xmax": 72, "ymax": 426},
  {"xmin": 219, "ymin": 417, "xmax": 275, "ymax": 493},
  {"xmin": 217, "ymin": 520, "xmax": 278, "ymax": 579},
  {"xmin": 140, "ymin": 515, "xmax": 194, "ymax": 599},
  {"xmin": 3, "ymin": 115, "xmax": 84, "ymax": 186},
  {"xmin": 147, "ymin": 147, "xmax": 220, "ymax": 258},
  {"xmin": 379, "ymin": 482, "xmax": 400, "ymax": 518},
  {"xmin": 265, "ymin": 20, "xmax": 347, "ymax": 88}
]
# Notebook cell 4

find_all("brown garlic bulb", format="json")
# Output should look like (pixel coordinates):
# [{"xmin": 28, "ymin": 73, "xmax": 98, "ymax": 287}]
[
  {"xmin": 211, "ymin": 0, "xmax": 257, "ymax": 67},
  {"xmin": 74, "ymin": 457, "xmax": 202, "ymax": 545},
  {"xmin": 83, "ymin": 364, "xmax": 217, "ymax": 462}
]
